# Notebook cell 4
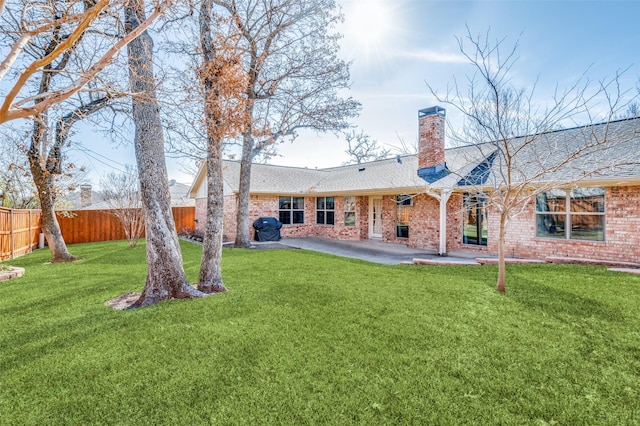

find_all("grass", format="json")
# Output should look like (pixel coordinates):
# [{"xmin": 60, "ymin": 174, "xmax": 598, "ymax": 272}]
[{"xmin": 1, "ymin": 240, "xmax": 640, "ymax": 425}]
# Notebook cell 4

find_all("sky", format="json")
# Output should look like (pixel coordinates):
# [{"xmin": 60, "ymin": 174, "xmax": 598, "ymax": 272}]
[{"xmin": 69, "ymin": 0, "xmax": 640, "ymax": 187}]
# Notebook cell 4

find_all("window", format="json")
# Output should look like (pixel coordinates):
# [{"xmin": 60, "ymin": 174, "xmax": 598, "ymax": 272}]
[
  {"xmin": 396, "ymin": 194, "xmax": 413, "ymax": 206},
  {"xmin": 344, "ymin": 196, "xmax": 356, "ymax": 226},
  {"xmin": 316, "ymin": 197, "xmax": 335, "ymax": 225},
  {"xmin": 463, "ymin": 193, "xmax": 488, "ymax": 246},
  {"xmin": 396, "ymin": 195, "xmax": 411, "ymax": 238},
  {"xmin": 279, "ymin": 196, "xmax": 304, "ymax": 224},
  {"xmin": 536, "ymin": 187, "xmax": 604, "ymax": 241}
]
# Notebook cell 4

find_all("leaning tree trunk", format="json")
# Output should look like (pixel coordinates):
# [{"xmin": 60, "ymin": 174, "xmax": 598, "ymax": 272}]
[
  {"xmin": 196, "ymin": 0, "xmax": 227, "ymax": 294},
  {"xmin": 125, "ymin": 0, "xmax": 206, "ymax": 307},
  {"xmin": 234, "ymin": 130, "xmax": 254, "ymax": 248},
  {"xmin": 496, "ymin": 211, "xmax": 507, "ymax": 293},
  {"xmin": 28, "ymin": 119, "xmax": 77, "ymax": 263}
]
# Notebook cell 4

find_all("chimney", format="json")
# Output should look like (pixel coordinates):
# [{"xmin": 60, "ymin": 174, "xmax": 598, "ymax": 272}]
[
  {"xmin": 417, "ymin": 106, "xmax": 449, "ymax": 183},
  {"xmin": 80, "ymin": 184, "xmax": 92, "ymax": 208}
]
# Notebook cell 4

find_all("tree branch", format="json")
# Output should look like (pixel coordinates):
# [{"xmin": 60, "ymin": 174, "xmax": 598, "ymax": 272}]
[{"xmin": 0, "ymin": 0, "xmax": 170, "ymax": 124}]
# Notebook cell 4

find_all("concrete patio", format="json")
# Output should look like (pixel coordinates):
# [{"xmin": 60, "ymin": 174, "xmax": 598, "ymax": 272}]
[{"xmin": 261, "ymin": 237, "xmax": 482, "ymax": 265}]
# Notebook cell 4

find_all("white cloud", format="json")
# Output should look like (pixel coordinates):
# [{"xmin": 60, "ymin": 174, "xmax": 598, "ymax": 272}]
[{"xmin": 392, "ymin": 48, "xmax": 468, "ymax": 64}]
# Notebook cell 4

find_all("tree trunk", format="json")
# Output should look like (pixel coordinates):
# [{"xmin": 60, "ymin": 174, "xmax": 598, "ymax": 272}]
[
  {"xmin": 234, "ymin": 130, "xmax": 254, "ymax": 248},
  {"xmin": 196, "ymin": 0, "xmax": 227, "ymax": 294},
  {"xmin": 28, "ymin": 119, "xmax": 77, "ymax": 263},
  {"xmin": 496, "ymin": 211, "xmax": 507, "ymax": 293},
  {"xmin": 198, "ymin": 153, "xmax": 227, "ymax": 293},
  {"xmin": 125, "ymin": 0, "xmax": 206, "ymax": 308}
]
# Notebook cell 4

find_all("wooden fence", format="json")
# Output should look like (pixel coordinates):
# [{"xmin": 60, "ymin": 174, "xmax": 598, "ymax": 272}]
[
  {"xmin": 0, "ymin": 206, "xmax": 195, "ymax": 260},
  {"xmin": 0, "ymin": 207, "xmax": 42, "ymax": 261},
  {"xmin": 56, "ymin": 206, "xmax": 196, "ymax": 244}
]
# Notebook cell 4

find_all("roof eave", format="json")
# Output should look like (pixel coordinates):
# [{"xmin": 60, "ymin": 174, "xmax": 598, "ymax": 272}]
[
  {"xmin": 246, "ymin": 186, "xmax": 427, "ymax": 197},
  {"xmin": 443, "ymin": 175, "xmax": 640, "ymax": 193},
  {"xmin": 187, "ymin": 162, "xmax": 206, "ymax": 199}
]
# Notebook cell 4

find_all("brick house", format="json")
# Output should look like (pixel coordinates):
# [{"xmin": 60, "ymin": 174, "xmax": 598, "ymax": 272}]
[{"xmin": 189, "ymin": 107, "xmax": 640, "ymax": 264}]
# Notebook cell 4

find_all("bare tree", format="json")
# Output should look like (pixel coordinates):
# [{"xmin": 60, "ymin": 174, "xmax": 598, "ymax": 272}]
[
  {"xmin": 212, "ymin": 0, "xmax": 360, "ymax": 248},
  {"xmin": 623, "ymin": 101, "xmax": 639, "ymax": 118},
  {"xmin": 0, "ymin": 0, "xmax": 169, "ymax": 124},
  {"xmin": 0, "ymin": 129, "xmax": 38, "ymax": 208},
  {"xmin": 1, "ymin": 0, "xmax": 154, "ymax": 262},
  {"xmin": 343, "ymin": 130, "xmax": 391, "ymax": 165},
  {"xmin": 430, "ymin": 27, "xmax": 637, "ymax": 292},
  {"xmin": 387, "ymin": 131, "xmax": 418, "ymax": 155},
  {"xmin": 0, "ymin": 125, "xmax": 89, "ymax": 210},
  {"xmin": 100, "ymin": 166, "xmax": 144, "ymax": 248},
  {"xmin": 3, "ymin": 0, "xmax": 119, "ymax": 261},
  {"xmin": 30, "ymin": 97, "xmax": 114, "ymax": 262},
  {"xmin": 125, "ymin": 0, "xmax": 207, "ymax": 307}
]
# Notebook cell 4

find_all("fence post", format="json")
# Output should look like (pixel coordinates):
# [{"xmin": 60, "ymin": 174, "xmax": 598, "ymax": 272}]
[
  {"xmin": 29, "ymin": 210, "xmax": 33, "ymax": 254},
  {"xmin": 10, "ymin": 208, "xmax": 14, "ymax": 260}
]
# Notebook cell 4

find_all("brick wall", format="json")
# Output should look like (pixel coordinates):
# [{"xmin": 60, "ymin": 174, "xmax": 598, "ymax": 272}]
[
  {"xmin": 195, "ymin": 195, "xmax": 239, "ymax": 242},
  {"xmin": 357, "ymin": 197, "xmax": 369, "ymax": 240},
  {"xmin": 223, "ymin": 195, "xmax": 238, "ymax": 241},
  {"xmin": 498, "ymin": 185, "xmax": 640, "ymax": 262},
  {"xmin": 194, "ymin": 198, "xmax": 207, "ymax": 234},
  {"xmin": 195, "ymin": 185, "xmax": 640, "ymax": 264},
  {"xmin": 197, "ymin": 194, "xmax": 369, "ymax": 242},
  {"xmin": 445, "ymin": 185, "xmax": 640, "ymax": 263},
  {"xmin": 446, "ymin": 193, "xmax": 465, "ymax": 253},
  {"xmin": 381, "ymin": 194, "xmax": 441, "ymax": 251}
]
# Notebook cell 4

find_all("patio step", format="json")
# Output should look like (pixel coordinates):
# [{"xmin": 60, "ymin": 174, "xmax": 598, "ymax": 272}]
[
  {"xmin": 608, "ymin": 267, "xmax": 640, "ymax": 275},
  {"xmin": 412, "ymin": 258, "xmax": 480, "ymax": 266},
  {"xmin": 545, "ymin": 256, "xmax": 640, "ymax": 269},
  {"xmin": 475, "ymin": 258, "xmax": 547, "ymax": 265}
]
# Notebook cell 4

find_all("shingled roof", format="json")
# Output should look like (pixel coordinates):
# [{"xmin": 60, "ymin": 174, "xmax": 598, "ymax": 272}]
[
  {"xmin": 190, "ymin": 146, "xmax": 487, "ymax": 198},
  {"xmin": 189, "ymin": 116, "xmax": 640, "ymax": 198},
  {"xmin": 510, "ymin": 116, "xmax": 640, "ymax": 185}
]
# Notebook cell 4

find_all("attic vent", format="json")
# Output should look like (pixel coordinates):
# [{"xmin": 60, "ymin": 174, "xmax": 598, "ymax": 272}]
[{"xmin": 358, "ymin": 167, "xmax": 365, "ymax": 172}]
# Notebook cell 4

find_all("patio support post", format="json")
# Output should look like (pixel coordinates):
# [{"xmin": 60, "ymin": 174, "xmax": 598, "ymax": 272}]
[{"xmin": 438, "ymin": 189, "xmax": 452, "ymax": 256}]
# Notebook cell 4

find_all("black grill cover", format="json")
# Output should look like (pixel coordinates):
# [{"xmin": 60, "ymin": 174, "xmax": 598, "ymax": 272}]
[{"xmin": 252, "ymin": 217, "xmax": 282, "ymax": 241}]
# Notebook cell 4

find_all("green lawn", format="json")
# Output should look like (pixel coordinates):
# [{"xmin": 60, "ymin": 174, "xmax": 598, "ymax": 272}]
[{"xmin": 1, "ymin": 240, "xmax": 639, "ymax": 425}]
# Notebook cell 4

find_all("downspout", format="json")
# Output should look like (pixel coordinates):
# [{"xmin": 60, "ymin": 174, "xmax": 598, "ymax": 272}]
[{"xmin": 438, "ymin": 189, "xmax": 452, "ymax": 256}]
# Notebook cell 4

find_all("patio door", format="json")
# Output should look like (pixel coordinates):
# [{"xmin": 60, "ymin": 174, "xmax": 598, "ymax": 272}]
[{"xmin": 369, "ymin": 196, "xmax": 383, "ymax": 239}]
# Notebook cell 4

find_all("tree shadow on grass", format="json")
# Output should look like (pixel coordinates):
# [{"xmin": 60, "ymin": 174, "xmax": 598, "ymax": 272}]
[
  {"xmin": 507, "ymin": 275, "xmax": 625, "ymax": 324},
  {"xmin": 0, "ymin": 304, "xmax": 118, "ymax": 373}
]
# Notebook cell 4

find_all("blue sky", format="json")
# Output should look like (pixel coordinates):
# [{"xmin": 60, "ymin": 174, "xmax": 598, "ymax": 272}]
[{"xmin": 72, "ymin": 0, "xmax": 640, "ymax": 186}]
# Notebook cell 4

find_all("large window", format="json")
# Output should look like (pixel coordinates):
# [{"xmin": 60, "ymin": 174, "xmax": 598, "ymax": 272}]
[
  {"xmin": 279, "ymin": 196, "xmax": 304, "ymax": 224},
  {"xmin": 463, "ymin": 193, "xmax": 488, "ymax": 246},
  {"xmin": 316, "ymin": 197, "xmax": 335, "ymax": 225},
  {"xmin": 396, "ymin": 195, "xmax": 412, "ymax": 238},
  {"xmin": 536, "ymin": 187, "xmax": 605, "ymax": 241},
  {"xmin": 344, "ymin": 196, "xmax": 356, "ymax": 226}
]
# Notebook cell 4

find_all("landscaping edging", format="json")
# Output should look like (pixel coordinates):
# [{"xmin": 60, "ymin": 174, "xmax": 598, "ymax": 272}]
[{"xmin": 0, "ymin": 266, "xmax": 25, "ymax": 282}]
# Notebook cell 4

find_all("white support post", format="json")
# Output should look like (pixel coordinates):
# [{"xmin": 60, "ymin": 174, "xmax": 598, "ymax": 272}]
[{"xmin": 438, "ymin": 190, "xmax": 452, "ymax": 256}]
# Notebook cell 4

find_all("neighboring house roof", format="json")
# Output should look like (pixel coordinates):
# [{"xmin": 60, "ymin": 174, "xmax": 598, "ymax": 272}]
[
  {"xmin": 68, "ymin": 179, "xmax": 195, "ymax": 210},
  {"xmin": 63, "ymin": 189, "xmax": 107, "ymax": 210},
  {"xmin": 168, "ymin": 181, "xmax": 196, "ymax": 207},
  {"xmin": 189, "ymin": 116, "xmax": 640, "ymax": 198}
]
